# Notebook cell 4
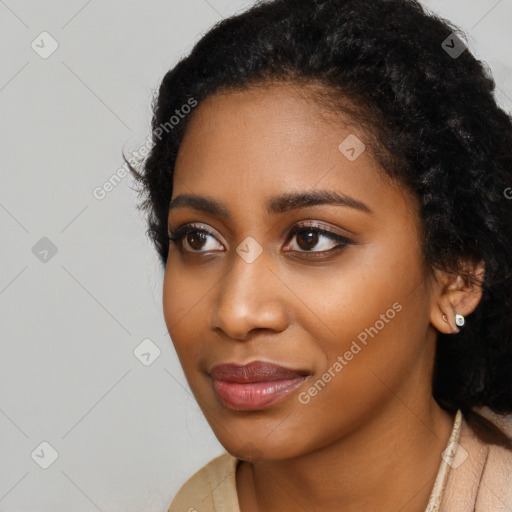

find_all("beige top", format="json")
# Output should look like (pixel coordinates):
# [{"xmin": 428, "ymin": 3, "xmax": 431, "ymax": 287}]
[{"xmin": 168, "ymin": 410, "xmax": 506, "ymax": 512}]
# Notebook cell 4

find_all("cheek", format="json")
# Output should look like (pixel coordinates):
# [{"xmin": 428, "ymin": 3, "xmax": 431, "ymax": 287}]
[
  {"xmin": 286, "ymin": 295, "xmax": 430, "ymax": 458},
  {"xmin": 291, "ymin": 236, "xmax": 424, "ymax": 339},
  {"xmin": 162, "ymin": 263, "xmax": 206, "ymax": 364},
  {"xmin": 163, "ymin": 255, "xmax": 215, "ymax": 325},
  {"xmin": 298, "ymin": 237, "xmax": 430, "ymax": 384}
]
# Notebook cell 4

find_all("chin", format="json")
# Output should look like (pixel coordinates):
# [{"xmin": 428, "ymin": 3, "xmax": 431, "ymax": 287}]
[{"xmin": 213, "ymin": 425, "xmax": 310, "ymax": 461}]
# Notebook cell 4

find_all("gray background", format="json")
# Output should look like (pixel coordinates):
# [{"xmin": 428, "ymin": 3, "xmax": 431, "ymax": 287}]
[{"xmin": 1, "ymin": 1, "xmax": 511, "ymax": 511}]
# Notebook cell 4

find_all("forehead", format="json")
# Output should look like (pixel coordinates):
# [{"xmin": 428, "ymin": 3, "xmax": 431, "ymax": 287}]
[{"xmin": 172, "ymin": 83, "xmax": 419, "ymax": 226}]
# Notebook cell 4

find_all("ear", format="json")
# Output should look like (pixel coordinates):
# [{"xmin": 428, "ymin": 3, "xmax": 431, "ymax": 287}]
[{"xmin": 430, "ymin": 260, "xmax": 485, "ymax": 334}]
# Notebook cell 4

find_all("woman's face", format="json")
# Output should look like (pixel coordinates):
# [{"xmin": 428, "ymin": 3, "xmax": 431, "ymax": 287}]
[{"xmin": 163, "ymin": 83, "xmax": 440, "ymax": 460}]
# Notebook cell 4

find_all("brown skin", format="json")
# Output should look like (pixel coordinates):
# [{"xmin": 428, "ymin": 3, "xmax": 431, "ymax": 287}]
[{"xmin": 163, "ymin": 83, "xmax": 484, "ymax": 512}]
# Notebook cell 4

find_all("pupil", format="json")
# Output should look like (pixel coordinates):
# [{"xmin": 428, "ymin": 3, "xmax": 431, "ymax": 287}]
[
  {"xmin": 187, "ymin": 232, "xmax": 206, "ymax": 250},
  {"xmin": 298, "ymin": 231, "xmax": 318, "ymax": 250}
]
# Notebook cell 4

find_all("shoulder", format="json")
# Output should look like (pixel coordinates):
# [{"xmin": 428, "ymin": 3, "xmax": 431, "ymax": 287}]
[
  {"xmin": 441, "ymin": 407, "xmax": 512, "ymax": 511},
  {"xmin": 474, "ymin": 407, "xmax": 512, "ymax": 510},
  {"xmin": 478, "ymin": 441, "xmax": 512, "ymax": 506},
  {"xmin": 167, "ymin": 452, "xmax": 240, "ymax": 512}
]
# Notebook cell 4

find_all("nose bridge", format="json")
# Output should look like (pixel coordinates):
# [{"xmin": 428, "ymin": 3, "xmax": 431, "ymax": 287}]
[{"xmin": 211, "ymin": 246, "xmax": 288, "ymax": 339}]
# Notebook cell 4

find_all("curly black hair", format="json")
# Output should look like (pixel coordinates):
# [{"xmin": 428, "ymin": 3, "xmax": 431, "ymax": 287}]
[{"xmin": 128, "ymin": 0, "xmax": 512, "ymax": 448}]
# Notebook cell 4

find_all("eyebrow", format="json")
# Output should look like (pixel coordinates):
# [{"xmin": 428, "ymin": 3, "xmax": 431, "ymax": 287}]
[{"xmin": 168, "ymin": 189, "xmax": 373, "ymax": 217}]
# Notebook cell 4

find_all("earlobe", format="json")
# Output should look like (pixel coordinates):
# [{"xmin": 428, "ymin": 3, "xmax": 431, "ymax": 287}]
[
  {"xmin": 430, "ymin": 260, "xmax": 485, "ymax": 335},
  {"xmin": 433, "ymin": 305, "xmax": 460, "ymax": 334},
  {"xmin": 439, "ymin": 311, "xmax": 465, "ymax": 334}
]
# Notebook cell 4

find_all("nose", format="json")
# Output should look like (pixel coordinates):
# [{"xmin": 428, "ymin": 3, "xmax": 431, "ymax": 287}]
[{"xmin": 210, "ymin": 250, "xmax": 289, "ymax": 341}]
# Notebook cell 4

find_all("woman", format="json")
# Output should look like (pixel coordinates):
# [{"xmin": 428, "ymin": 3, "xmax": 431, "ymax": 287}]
[{"xmin": 129, "ymin": 0, "xmax": 512, "ymax": 510}]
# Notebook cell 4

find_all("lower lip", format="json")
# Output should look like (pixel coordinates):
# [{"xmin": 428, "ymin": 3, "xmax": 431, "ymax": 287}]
[{"xmin": 212, "ymin": 377, "xmax": 307, "ymax": 411}]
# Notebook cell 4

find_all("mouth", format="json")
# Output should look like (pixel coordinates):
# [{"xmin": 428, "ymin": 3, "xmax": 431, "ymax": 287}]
[{"xmin": 208, "ymin": 360, "xmax": 310, "ymax": 411}]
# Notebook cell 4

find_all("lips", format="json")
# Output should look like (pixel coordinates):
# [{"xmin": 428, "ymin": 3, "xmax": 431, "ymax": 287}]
[
  {"xmin": 209, "ymin": 361, "xmax": 308, "ymax": 382},
  {"xmin": 208, "ymin": 361, "xmax": 310, "ymax": 410}
]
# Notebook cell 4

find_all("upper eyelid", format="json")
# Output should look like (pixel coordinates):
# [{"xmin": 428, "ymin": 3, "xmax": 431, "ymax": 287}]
[
  {"xmin": 288, "ymin": 222, "xmax": 347, "ymax": 237},
  {"xmin": 285, "ymin": 225, "xmax": 352, "ymax": 249},
  {"xmin": 168, "ymin": 221, "xmax": 343, "ymax": 238},
  {"xmin": 169, "ymin": 223, "xmax": 222, "ymax": 244}
]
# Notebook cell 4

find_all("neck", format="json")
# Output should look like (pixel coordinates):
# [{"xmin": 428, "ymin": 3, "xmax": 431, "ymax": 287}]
[{"xmin": 237, "ymin": 396, "xmax": 456, "ymax": 512}]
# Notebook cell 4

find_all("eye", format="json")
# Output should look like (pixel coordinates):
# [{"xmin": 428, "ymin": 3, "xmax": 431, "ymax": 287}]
[
  {"xmin": 284, "ymin": 222, "xmax": 353, "ymax": 254},
  {"xmin": 168, "ymin": 221, "xmax": 353, "ymax": 256},
  {"xmin": 168, "ymin": 223, "xmax": 224, "ymax": 253}
]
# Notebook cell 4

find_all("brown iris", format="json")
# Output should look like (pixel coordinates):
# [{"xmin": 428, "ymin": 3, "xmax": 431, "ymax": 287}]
[
  {"xmin": 296, "ymin": 230, "xmax": 318, "ymax": 251},
  {"xmin": 187, "ymin": 232, "xmax": 207, "ymax": 251}
]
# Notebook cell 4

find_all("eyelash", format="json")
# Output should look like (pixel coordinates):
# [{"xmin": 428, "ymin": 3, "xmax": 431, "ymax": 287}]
[{"xmin": 168, "ymin": 222, "xmax": 353, "ymax": 256}]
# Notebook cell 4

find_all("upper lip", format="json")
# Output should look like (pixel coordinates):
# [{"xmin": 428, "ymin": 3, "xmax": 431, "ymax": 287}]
[{"xmin": 209, "ymin": 361, "xmax": 310, "ymax": 383}]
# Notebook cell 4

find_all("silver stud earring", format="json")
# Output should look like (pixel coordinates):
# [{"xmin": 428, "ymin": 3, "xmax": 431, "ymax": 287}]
[{"xmin": 455, "ymin": 313, "xmax": 465, "ymax": 327}]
